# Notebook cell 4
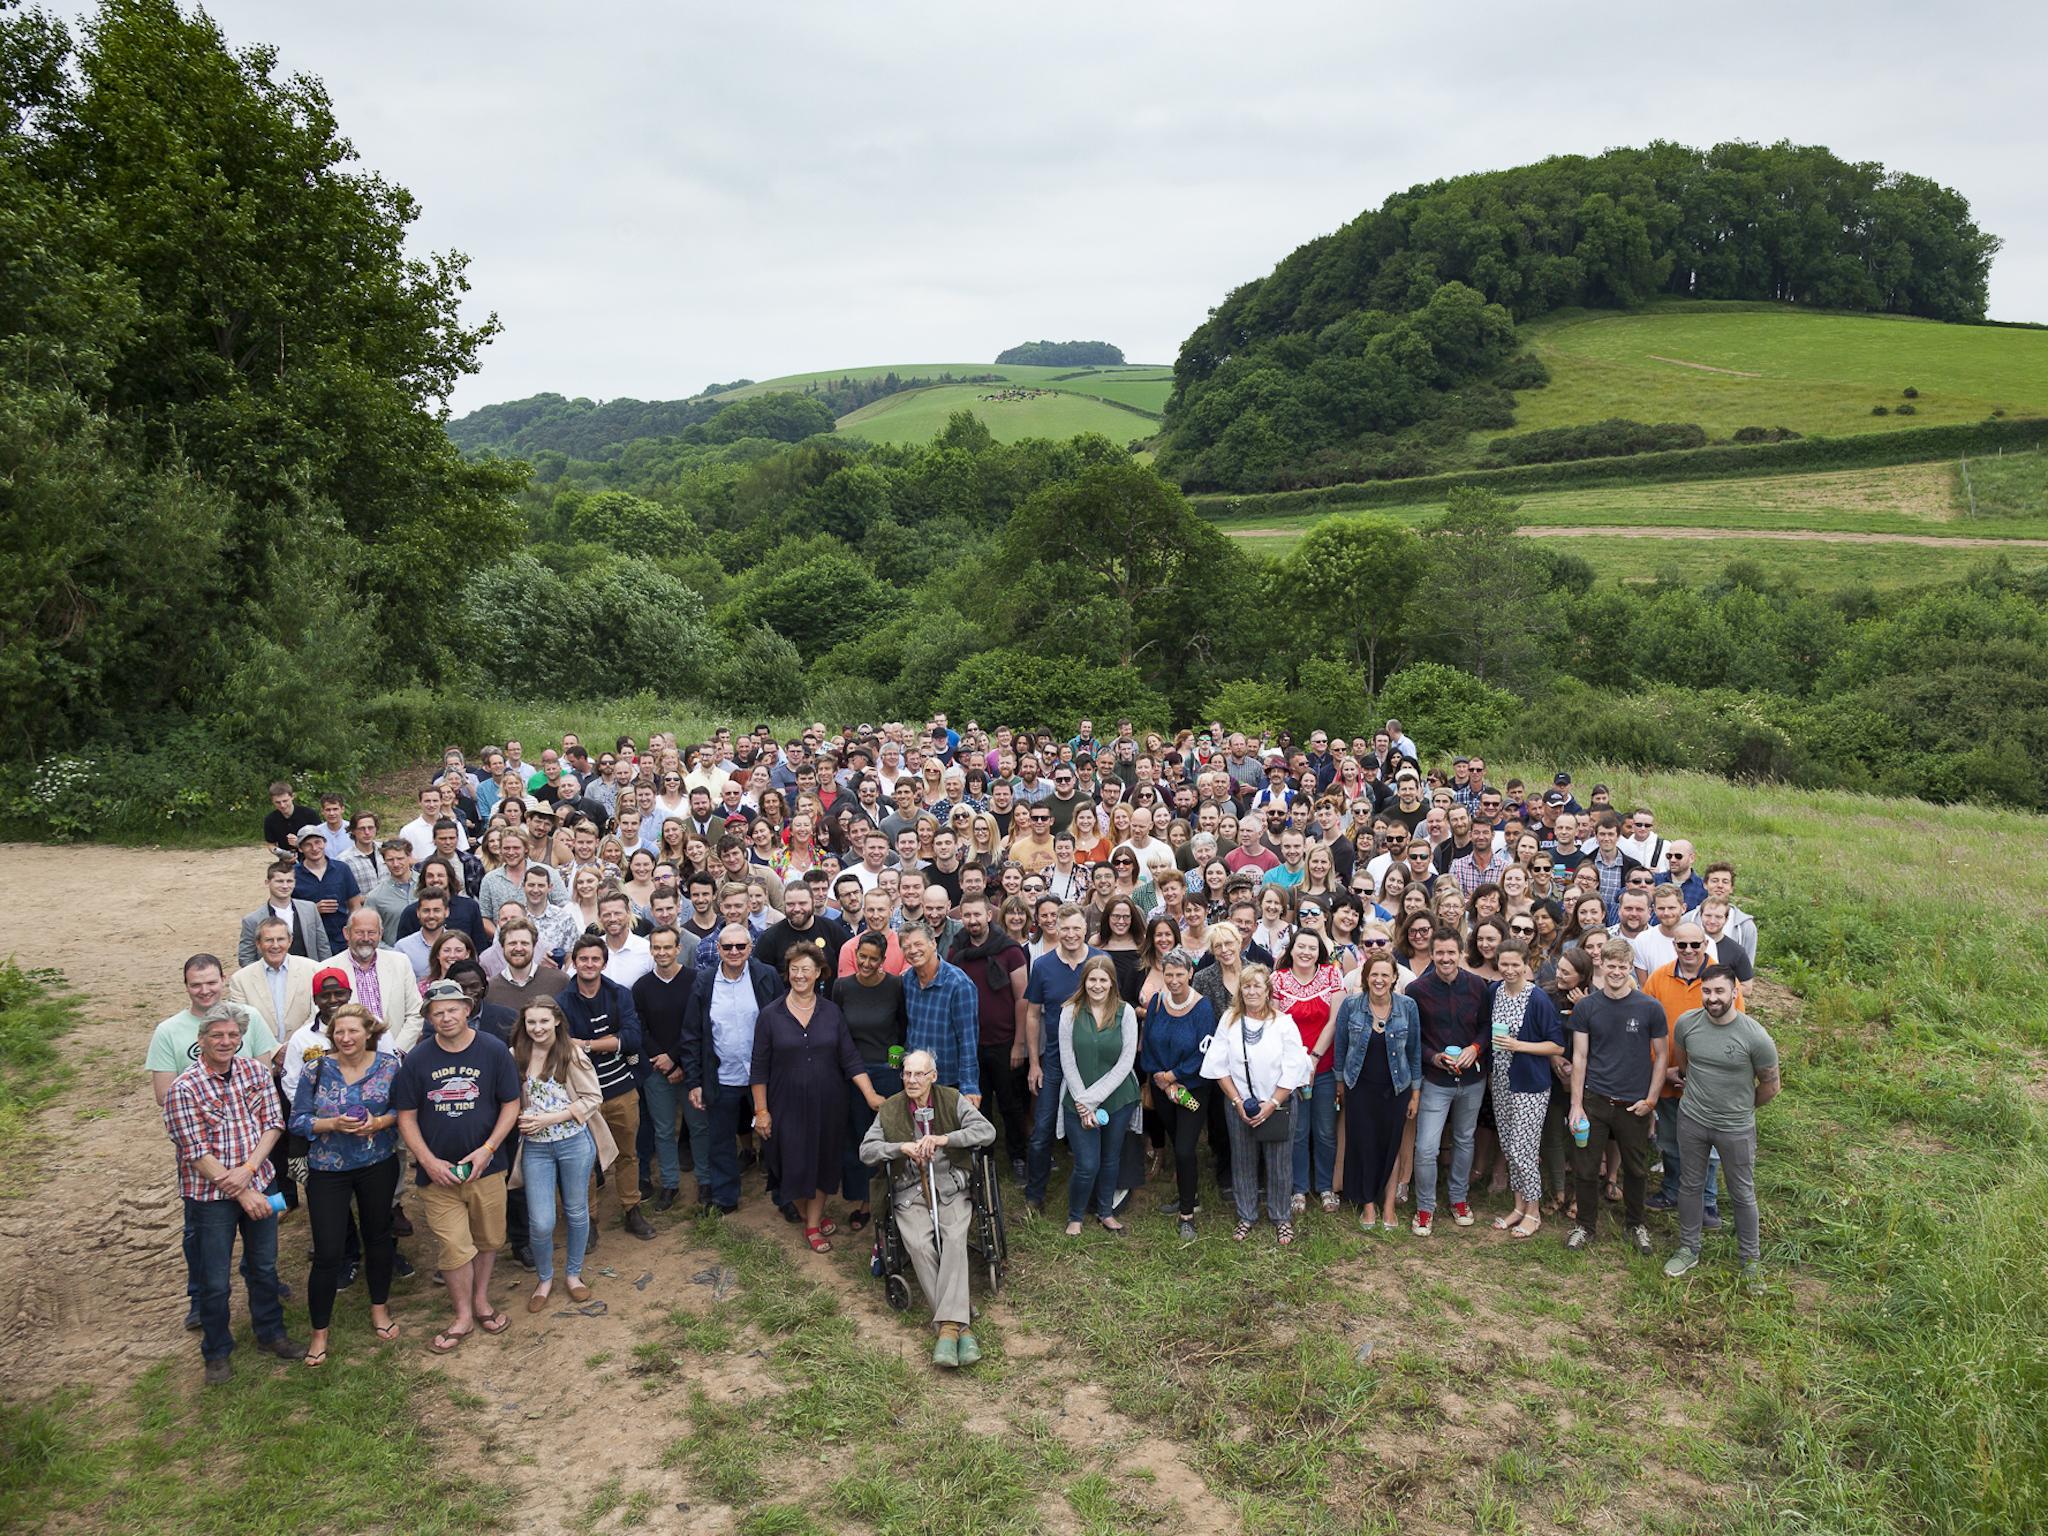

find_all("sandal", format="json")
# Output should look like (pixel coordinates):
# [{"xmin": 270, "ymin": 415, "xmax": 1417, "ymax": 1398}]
[
  {"xmin": 302, "ymin": 1348, "xmax": 327, "ymax": 1370},
  {"xmin": 1321, "ymin": 1192, "xmax": 1341, "ymax": 1214},
  {"xmin": 566, "ymin": 1277, "xmax": 592, "ymax": 1303},
  {"xmin": 817, "ymin": 1218, "xmax": 837, "ymax": 1237},
  {"xmin": 373, "ymin": 1320, "xmax": 400, "ymax": 1342},
  {"xmin": 1511, "ymin": 1216, "xmax": 1543, "ymax": 1241},
  {"xmin": 429, "ymin": 1326, "xmax": 471, "ymax": 1354},
  {"xmin": 1064, "ymin": 1221, "xmax": 1084, "ymax": 1238},
  {"xmin": 1232, "ymin": 1221, "xmax": 1252, "ymax": 1242},
  {"xmin": 1492, "ymin": 1214, "xmax": 1519, "ymax": 1230},
  {"xmin": 1605, "ymin": 1180, "xmax": 1622, "ymax": 1204},
  {"xmin": 477, "ymin": 1310, "xmax": 511, "ymax": 1336},
  {"xmin": 1097, "ymin": 1217, "xmax": 1126, "ymax": 1235},
  {"xmin": 1276, "ymin": 1222, "xmax": 1294, "ymax": 1247},
  {"xmin": 805, "ymin": 1226, "xmax": 832, "ymax": 1253},
  {"xmin": 848, "ymin": 1208, "xmax": 871, "ymax": 1232}
]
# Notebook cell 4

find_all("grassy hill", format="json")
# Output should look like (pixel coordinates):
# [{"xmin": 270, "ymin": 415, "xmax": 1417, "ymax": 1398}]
[
  {"xmin": 835, "ymin": 381, "xmax": 1160, "ymax": 446},
  {"xmin": 1508, "ymin": 300, "xmax": 2048, "ymax": 444},
  {"xmin": 715, "ymin": 363, "xmax": 1172, "ymax": 411}
]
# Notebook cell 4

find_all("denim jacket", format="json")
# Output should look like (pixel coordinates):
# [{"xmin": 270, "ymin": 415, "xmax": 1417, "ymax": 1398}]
[{"xmin": 1334, "ymin": 992, "xmax": 1423, "ymax": 1096}]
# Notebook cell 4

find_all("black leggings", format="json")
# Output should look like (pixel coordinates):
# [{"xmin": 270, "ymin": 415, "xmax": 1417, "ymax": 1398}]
[
  {"xmin": 306, "ymin": 1156, "xmax": 399, "ymax": 1329},
  {"xmin": 1154, "ymin": 1081, "xmax": 1210, "ymax": 1217}
]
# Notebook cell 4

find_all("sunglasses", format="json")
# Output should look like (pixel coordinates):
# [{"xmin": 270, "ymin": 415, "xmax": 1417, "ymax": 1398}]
[
  {"xmin": 1360, "ymin": 937, "xmax": 1389, "ymax": 948},
  {"xmin": 1509, "ymin": 924, "xmax": 1535, "ymax": 936},
  {"xmin": 717, "ymin": 942, "xmax": 749, "ymax": 952},
  {"xmin": 1533, "ymin": 862, "xmax": 1553, "ymax": 872},
  {"xmin": 1673, "ymin": 940, "xmax": 1705, "ymax": 950}
]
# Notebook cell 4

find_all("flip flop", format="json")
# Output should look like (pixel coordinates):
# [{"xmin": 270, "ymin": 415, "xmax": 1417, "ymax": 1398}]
[
  {"xmin": 477, "ymin": 1310, "xmax": 511, "ymax": 1336},
  {"xmin": 429, "ymin": 1327, "xmax": 470, "ymax": 1354},
  {"xmin": 302, "ymin": 1348, "xmax": 327, "ymax": 1370},
  {"xmin": 373, "ymin": 1321, "xmax": 401, "ymax": 1342}
]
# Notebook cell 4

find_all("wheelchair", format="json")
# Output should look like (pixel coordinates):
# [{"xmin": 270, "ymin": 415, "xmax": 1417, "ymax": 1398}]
[{"xmin": 870, "ymin": 1146, "xmax": 1008, "ymax": 1312}]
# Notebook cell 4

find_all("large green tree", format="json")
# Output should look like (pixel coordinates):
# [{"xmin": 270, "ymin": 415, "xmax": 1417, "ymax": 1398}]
[{"xmin": 1281, "ymin": 513, "xmax": 1426, "ymax": 692}]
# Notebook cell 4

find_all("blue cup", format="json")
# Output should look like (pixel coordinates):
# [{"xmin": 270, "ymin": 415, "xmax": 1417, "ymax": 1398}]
[{"xmin": 266, "ymin": 1191, "xmax": 288, "ymax": 1214}]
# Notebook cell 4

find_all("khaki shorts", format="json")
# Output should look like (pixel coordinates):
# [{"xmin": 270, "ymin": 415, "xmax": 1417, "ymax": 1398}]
[{"xmin": 418, "ymin": 1172, "xmax": 508, "ymax": 1270}]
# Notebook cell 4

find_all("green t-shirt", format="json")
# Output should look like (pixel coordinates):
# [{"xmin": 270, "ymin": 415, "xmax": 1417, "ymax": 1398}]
[
  {"xmin": 1674, "ymin": 1006, "xmax": 1777, "ymax": 1134},
  {"xmin": 146, "ymin": 1003, "xmax": 277, "ymax": 1076}
]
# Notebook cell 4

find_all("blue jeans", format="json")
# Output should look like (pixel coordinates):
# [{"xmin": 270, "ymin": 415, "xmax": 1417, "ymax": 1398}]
[
  {"xmin": 186, "ymin": 1197, "xmax": 285, "ymax": 1362},
  {"xmin": 1023, "ymin": 1046, "xmax": 1065, "ymax": 1205},
  {"xmin": 1063, "ymin": 1101, "xmax": 1135, "ymax": 1221},
  {"xmin": 704, "ymin": 1081, "xmax": 753, "ymax": 1208},
  {"xmin": 1414, "ymin": 1077, "xmax": 1485, "ymax": 1214},
  {"xmin": 1292, "ymin": 1071, "xmax": 1338, "ymax": 1196},
  {"xmin": 1656, "ymin": 1098, "xmax": 1718, "ymax": 1214},
  {"xmin": 842, "ymin": 1061, "xmax": 902, "ymax": 1203},
  {"xmin": 521, "ymin": 1128, "xmax": 597, "ymax": 1285},
  {"xmin": 642, "ymin": 1071, "xmax": 686, "ymax": 1193}
]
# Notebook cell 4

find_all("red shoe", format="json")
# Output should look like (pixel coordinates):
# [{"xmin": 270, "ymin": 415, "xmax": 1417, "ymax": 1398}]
[
  {"xmin": 1451, "ymin": 1202, "xmax": 1475, "ymax": 1226},
  {"xmin": 1410, "ymin": 1210, "xmax": 1433, "ymax": 1236}
]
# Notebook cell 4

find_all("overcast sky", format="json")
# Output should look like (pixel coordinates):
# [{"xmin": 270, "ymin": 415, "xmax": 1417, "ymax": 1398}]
[{"xmin": 185, "ymin": 1, "xmax": 2048, "ymax": 414}]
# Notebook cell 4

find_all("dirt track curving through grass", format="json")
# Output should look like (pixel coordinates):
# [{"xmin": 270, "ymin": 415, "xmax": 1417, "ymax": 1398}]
[{"xmin": 1226, "ymin": 524, "xmax": 2048, "ymax": 547}]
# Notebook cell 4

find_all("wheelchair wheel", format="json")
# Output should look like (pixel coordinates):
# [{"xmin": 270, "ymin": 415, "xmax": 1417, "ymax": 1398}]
[
  {"xmin": 976, "ymin": 1157, "xmax": 1007, "ymax": 1292},
  {"xmin": 885, "ymin": 1273, "xmax": 912, "ymax": 1312}
]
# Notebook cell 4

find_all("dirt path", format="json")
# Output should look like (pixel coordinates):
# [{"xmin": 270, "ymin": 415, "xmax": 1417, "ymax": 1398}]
[
  {"xmin": 1227, "ymin": 524, "xmax": 2048, "ymax": 547},
  {"xmin": 1647, "ymin": 354, "xmax": 1762, "ymax": 377},
  {"xmin": 0, "ymin": 841, "xmax": 1231, "ymax": 1534},
  {"xmin": 0, "ymin": 843, "xmax": 269, "ymax": 1386}
]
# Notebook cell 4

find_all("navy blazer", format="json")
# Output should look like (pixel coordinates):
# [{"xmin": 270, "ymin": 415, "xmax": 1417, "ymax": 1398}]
[
  {"xmin": 1334, "ymin": 991, "xmax": 1424, "ymax": 1096},
  {"xmin": 679, "ymin": 960, "xmax": 785, "ymax": 1093}
]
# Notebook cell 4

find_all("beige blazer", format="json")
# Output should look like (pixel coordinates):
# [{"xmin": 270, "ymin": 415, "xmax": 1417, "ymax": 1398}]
[
  {"xmin": 226, "ymin": 955, "xmax": 320, "ymax": 1039},
  {"xmin": 508, "ymin": 1044, "xmax": 619, "ymax": 1188},
  {"xmin": 327, "ymin": 949, "xmax": 426, "ymax": 1054}
]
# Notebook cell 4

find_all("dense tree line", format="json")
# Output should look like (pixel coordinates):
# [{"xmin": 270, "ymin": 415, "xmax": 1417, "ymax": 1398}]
[
  {"xmin": 1159, "ymin": 141, "xmax": 2001, "ymax": 492},
  {"xmin": 995, "ymin": 340, "xmax": 1125, "ymax": 366},
  {"xmin": 7, "ymin": 6, "xmax": 2041, "ymax": 840}
]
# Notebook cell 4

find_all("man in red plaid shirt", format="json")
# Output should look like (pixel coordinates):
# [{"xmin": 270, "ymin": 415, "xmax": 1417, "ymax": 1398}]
[{"xmin": 163, "ymin": 1006, "xmax": 306, "ymax": 1383}]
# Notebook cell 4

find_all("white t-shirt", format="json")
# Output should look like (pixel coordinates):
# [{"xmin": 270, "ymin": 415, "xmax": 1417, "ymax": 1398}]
[{"xmin": 601, "ymin": 934, "xmax": 654, "ymax": 988}]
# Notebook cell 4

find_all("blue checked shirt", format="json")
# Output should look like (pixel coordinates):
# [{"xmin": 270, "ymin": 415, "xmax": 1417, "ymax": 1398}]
[{"xmin": 902, "ymin": 959, "xmax": 982, "ymax": 1096}]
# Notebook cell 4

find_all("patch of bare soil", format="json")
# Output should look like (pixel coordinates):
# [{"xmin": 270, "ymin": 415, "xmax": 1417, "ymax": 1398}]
[
  {"xmin": 0, "ymin": 843, "xmax": 272, "ymax": 1389},
  {"xmin": 1646, "ymin": 354, "xmax": 1761, "ymax": 377}
]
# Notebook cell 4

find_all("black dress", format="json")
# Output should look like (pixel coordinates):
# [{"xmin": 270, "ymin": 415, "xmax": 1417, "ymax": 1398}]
[
  {"xmin": 749, "ymin": 995, "xmax": 866, "ymax": 1203},
  {"xmin": 1342, "ymin": 1015, "xmax": 1406, "ymax": 1211}
]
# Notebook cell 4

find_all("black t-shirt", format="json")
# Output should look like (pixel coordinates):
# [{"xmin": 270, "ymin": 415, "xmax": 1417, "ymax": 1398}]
[
  {"xmin": 838, "ymin": 972, "xmax": 908, "ymax": 1064},
  {"xmin": 1570, "ymin": 987, "xmax": 1668, "ymax": 1102},
  {"xmin": 264, "ymin": 804, "xmax": 320, "ymax": 853},
  {"xmin": 757, "ymin": 914, "xmax": 850, "ymax": 992},
  {"xmin": 1385, "ymin": 803, "xmax": 1428, "ymax": 834},
  {"xmin": 390, "ymin": 1031, "xmax": 522, "ymax": 1184}
]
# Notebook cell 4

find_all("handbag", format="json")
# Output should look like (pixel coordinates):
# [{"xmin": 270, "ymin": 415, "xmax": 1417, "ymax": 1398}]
[{"xmin": 1239, "ymin": 1019, "xmax": 1296, "ymax": 1143}]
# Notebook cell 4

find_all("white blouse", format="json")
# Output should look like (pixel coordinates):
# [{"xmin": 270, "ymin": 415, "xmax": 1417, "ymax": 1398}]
[{"xmin": 1200, "ymin": 1014, "xmax": 1313, "ymax": 1104}]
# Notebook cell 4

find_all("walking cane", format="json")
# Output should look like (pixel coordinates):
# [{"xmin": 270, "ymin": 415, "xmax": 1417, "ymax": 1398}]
[{"xmin": 914, "ymin": 1103, "xmax": 943, "ymax": 1265}]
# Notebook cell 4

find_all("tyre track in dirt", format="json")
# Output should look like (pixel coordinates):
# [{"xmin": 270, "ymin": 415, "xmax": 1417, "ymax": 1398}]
[{"xmin": 0, "ymin": 843, "xmax": 269, "ymax": 1389}]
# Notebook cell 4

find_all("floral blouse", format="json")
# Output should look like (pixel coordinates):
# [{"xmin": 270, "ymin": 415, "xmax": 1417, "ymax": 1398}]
[{"xmin": 288, "ymin": 1052, "xmax": 401, "ymax": 1172}]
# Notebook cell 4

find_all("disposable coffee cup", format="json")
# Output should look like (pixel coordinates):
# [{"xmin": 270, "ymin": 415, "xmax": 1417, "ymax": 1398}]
[
  {"xmin": 1571, "ymin": 1117, "xmax": 1590, "ymax": 1148},
  {"xmin": 266, "ymin": 1191, "xmax": 287, "ymax": 1214}
]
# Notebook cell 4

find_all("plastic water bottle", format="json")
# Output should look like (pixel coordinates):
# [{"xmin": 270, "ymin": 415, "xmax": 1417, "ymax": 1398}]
[{"xmin": 1092, "ymin": 1107, "xmax": 1109, "ymax": 1126}]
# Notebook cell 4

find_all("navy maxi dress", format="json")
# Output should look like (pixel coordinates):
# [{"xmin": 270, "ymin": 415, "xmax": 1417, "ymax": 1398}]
[{"xmin": 750, "ymin": 995, "xmax": 865, "ymax": 1203}]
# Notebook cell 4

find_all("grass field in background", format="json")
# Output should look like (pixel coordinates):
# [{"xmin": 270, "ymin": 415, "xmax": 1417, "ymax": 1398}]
[
  {"xmin": 1509, "ymin": 301, "xmax": 2048, "ymax": 442},
  {"xmin": 1960, "ymin": 443, "xmax": 2048, "ymax": 519},
  {"xmin": 713, "ymin": 361, "xmax": 1173, "ymax": 411},
  {"xmin": 836, "ymin": 383, "xmax": 1157, "ymax": 445},
  {"xmin": 1230, "ymin": 526, "xmax": 2047, "ymax": 589}
]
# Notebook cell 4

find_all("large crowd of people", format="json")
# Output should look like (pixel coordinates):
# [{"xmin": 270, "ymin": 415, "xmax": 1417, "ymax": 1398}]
[{"xmin": 156, "ymin": 713, "xmax": 1780, "ymax": 1380}]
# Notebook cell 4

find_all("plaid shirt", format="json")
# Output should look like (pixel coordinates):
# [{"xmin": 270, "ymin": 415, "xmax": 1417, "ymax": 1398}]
[
  {"xmin": 1449, "ymin": 848, "xmax": 1504, "ymax": 895},
  {"xmin": 902, "ymin": 960, "xmax": 982, "ymax": 1097},
  {"xmin": 164, "ymin": 1055, "xmax": 284, "ymax": 1201}
]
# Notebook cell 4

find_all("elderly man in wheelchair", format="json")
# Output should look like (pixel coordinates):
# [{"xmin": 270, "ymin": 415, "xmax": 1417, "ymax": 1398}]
[{"xmin": 860, "ymin": 1048, "xmax": 997, "ymax": 1367}]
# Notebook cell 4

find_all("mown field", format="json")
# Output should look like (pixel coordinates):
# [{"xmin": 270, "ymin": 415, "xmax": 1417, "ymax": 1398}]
[
  {"xmin": 1507, "ymin": 301, "xmax": 2048, "ymax": 443},
  {"xmin": 1217, "ymin": 455, "xmax": 2048, "ymax": 586},
  {"xmin": 13, "ymin": 768, "xmax": 2043, "ymax": 1536},
  {"xmin": 836, "ymin": 382, "xmax": 1159, "ymax": 446},
  {"xmin": 713, "ymin": 362, "xmax": 1175, "ymax": 415}
]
